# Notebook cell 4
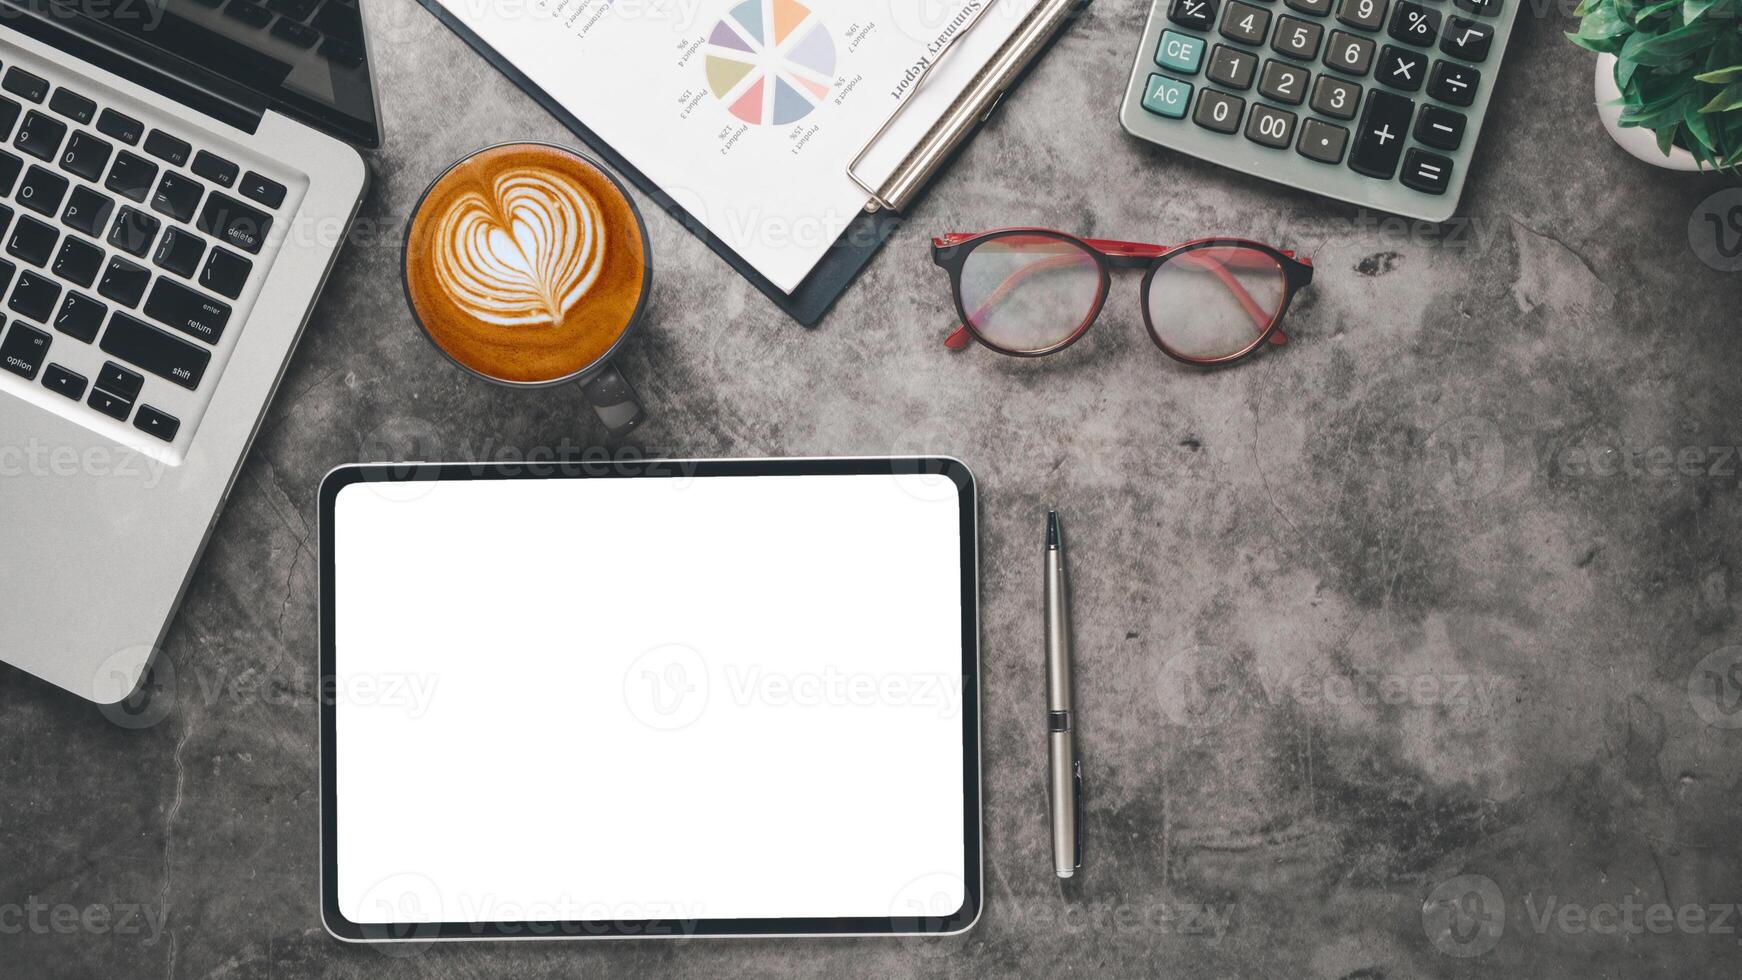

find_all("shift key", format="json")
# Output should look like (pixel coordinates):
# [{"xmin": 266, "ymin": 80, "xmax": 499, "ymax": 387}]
[
  {"xmin": 99, "ymin": 311, "xmax": 210, "ymax": 389},
  {"xmin": 196, "ymin": 191, "xmax": 273, "ymax": 254},
  {"xmin": 144, "ymin": 278, "xmax": 231, "ymax": 344}
]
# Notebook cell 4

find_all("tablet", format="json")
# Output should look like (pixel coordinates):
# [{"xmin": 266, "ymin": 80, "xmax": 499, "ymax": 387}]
[{"xmin": 319, "ymin": 457, "xmax": 980, "ymax": 941}]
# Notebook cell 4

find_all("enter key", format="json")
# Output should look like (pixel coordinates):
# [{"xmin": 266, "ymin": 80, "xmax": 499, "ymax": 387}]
[{"xmin": 143, "ymin": 277, "xmax": 232, "ymax": 345}]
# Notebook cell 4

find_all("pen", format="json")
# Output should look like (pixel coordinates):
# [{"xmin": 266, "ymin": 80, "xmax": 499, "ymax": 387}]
[{"xmin": 1045, "ymin": 510, "xmax": 1083, "ymax": 879}]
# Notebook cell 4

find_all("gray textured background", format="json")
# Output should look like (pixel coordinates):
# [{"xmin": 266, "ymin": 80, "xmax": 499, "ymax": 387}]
[{"xmin": 5, "ymin": 0, "xmax": 1742, "ymax": 977}]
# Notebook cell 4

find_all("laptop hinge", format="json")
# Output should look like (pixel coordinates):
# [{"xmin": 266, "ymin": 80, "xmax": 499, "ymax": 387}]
[{"xmin": 0, "ymin": 1, "xmax": 266, "ymax": 134}]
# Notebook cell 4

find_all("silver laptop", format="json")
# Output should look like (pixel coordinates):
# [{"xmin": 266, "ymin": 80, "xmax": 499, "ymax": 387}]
[{"xmin": 0, "ymin": 0, "xmax": 377, "ymax": 702}]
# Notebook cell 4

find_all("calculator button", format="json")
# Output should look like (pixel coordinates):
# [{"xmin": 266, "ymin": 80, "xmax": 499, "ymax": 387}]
[
  {"xmin": 1323, "ymin": 31, "xmax": 1375, "ymax": 75},
  {"xmin": 1272, "ymin": 16, "xmax": 1324, "ymax": 60},
  {"xmin": 1376, "ymin": 44, "xmax": 1427, "ymax": 91},
  {"xmin": 1258, "ymin": 60, "xmax": 1310, "ymax": 104},
  {"xmin": 1401, "ymin": 147, "xmax": 1453, "ymax": 193},
  {"xmin": 1310, "ymin": 75, "xmax": 1362, "ymax": 119},
  {"xmin": 1156, "ymin": 30, "xmax": 1208, "ymax": 73},
  {"xmin": 1440, "ymin": 16, "xmax": 1493, "ymax": 60},
  {"xmin": 1428, "ymin": 60, "xmax": 1480, "ymax": 105},
  {"xmin": 1220, "ymin": 1, "xmax": 1272, "ymax": 44},
  {"xmin": 1414, "ymin": 104, "xmax": 1466, "ymax": 148},
  {"xmin": 1207, "ymin": 44, "xmax": 1259, "ymax": 89},
  {"xmin": 1194, "ymin": 88, "xmax": 1246, "ymax": 133},
  {"xmin": 1142, "ymin": 73, "xmax": 1194, "ymax": 119},
  {"xmin": 1245, "ymin": 104, "xmax": 1298, "ymax": 148},
  {"xmin": 1170, "ymin": 0, "xmax": 1219, "ymax": 31},
  {"xmin": 1297, "ymin": 118, "xmax": 1351, "ymax": 163},
  {"xmin": 1453, "ymin": 0, "xmax": 1501, "ymax": 16},
  {"xmin": 1349, "ymin": 88, "xmax": 1414, "ymax": 178},
  {"xmin": 1285, "ymin": 0, "xmax": 1332, "ymax": 14},
  {"xmin": 1336, "ymin": 0, "xmax": 1388, "ymax": 30},
  {"xmin": 1387, "ymin": 1, "xmax": 1440, "ymax": 46}
]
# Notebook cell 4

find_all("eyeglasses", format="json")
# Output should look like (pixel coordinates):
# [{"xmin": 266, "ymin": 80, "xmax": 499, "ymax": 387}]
[{"xmin": 930, "ymin": 229, "xmax": 1314, "ymax": 365}]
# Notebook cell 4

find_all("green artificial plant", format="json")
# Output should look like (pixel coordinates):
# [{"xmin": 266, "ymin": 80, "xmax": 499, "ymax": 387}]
[{"xmin": 1569, "ymin": 0, "xmax": 1742, "ymax": 169}]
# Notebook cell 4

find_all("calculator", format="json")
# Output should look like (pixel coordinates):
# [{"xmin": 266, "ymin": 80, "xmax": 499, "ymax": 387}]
[{"xmin": 1118, "ymin": 0, "xmax": 1519, "ymax": 221}]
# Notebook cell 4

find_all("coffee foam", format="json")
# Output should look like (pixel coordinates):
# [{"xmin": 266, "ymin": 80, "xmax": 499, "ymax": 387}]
[{"xmin": 432, "ymin": 168, "xmax": 606, "ymax": 327}]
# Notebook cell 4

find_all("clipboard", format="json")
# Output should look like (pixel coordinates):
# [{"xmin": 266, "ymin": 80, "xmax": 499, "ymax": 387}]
[{"xmin": 413, "ymin": 0, "xmax": 1085, "ymax": 327}]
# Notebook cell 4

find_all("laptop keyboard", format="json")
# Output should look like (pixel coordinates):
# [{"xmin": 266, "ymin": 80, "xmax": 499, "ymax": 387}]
[{"xmin": 0, "ymin": 49, "xmax": 295, "ymax": 462}]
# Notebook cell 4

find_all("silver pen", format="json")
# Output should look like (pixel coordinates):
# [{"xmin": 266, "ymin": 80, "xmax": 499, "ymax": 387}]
[{"xmin": 1045, "ymin": 510, "xmax": 1082, "ymax": 878}]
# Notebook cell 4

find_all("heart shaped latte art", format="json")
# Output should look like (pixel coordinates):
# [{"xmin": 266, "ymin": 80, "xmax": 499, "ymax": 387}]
[{"xmin": 431, "ymin": 167, "xmax": 608, "ymax": 327}]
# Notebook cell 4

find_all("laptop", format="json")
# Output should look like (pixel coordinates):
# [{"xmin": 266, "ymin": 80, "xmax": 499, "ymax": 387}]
[{"xmin": 0, "ymin": 0, "xmax": 377, "ymax": 703}]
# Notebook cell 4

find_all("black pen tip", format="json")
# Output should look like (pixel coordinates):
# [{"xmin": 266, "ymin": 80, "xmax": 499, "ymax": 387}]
[{"xmin": 1046, "ymin": 510, "xmax": 1060, "ymax": 549}]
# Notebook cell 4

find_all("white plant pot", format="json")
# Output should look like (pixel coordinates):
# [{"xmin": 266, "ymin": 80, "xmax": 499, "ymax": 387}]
[{"xmin": 1594, "ymin": 52, "xmax": 1702, "ymax": 171}]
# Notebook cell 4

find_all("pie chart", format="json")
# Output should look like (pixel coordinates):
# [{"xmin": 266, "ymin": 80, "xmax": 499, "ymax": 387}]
[{"xmin": 704, "ymin": 0, "xmax": 837, "ymax": 126}]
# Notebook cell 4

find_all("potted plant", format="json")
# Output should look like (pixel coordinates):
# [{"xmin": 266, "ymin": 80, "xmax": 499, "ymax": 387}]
[{"xmin": 1569, "ymin": 0, "xmax": 1742, "ymax": 171}]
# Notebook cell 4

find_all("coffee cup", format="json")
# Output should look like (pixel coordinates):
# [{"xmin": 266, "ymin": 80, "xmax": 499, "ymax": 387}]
[{"xmin": 402, "ymin": 142, "xmax": 651, "ymax": 436}]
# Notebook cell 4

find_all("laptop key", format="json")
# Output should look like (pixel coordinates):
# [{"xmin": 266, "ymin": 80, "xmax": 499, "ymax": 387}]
[
  {"xmin": 97, "ymin": 361, "xmax": 144, "ymax": 400},
  {"xmin": 225, "ymin": 0, "xmax": 274, "ymax": 27},
  {"xmin": 151, "ymin": 172, "xmax": 204, "ymax": 222},
  {"xmin": 14, "ymin": 110, "xmax": 67, "ymax": 161},
  {"xmin": 98, "ymin": 256, "xmax": 151, "ymax": 307},
  {"xmin": 134, "ymin": 404, "xmax": 180, "ymax": 442},
  {"xmin": 96, "ymin": 108, "xmax": 143, "ymax": 146},
  {"xmin": 143, "ymin": 129, "xmax": 191, "ymax": 168},
  {"xmin": 99, "ymin": 310, "xmax": 210, "ymax": 389},
  {"xmin": 0, "ymin": 97, "xmax": 19, "ymax": 141},
  {"xmin": 59, "ymin": 131, "xmax": 112, "ymax": 182},
  {"xmin": 272, "ymin": 18, "xmax": 321, "ymax": 48},
  {"xmin": 197, "ymin": 192, "xmax": 273, "ymax": 254},
  {"xmin": 41, "ymin": 362, "xmax": 86, "ymax": 400},
  {"xmin": 52, "ymin": 236, "xmax": 104, "ymax": 288},
  {"xmin": 0, "ymin": 150, "xmax": 19, "ymax": 196},
  {"xmin": 105, "ymin": 151, "xmax": 158, "ymax": 202},
  {"xmin": 7, "ymin": 214, "xmax": 58, "ymax": 266},
  {"xmin": 8, "ymin": 269, "xmax": 61, "ymax": 322},
  {"xmin": 61, "ymin": 185, "xmax": 113, "ymax": 238},
  {"xmin": 2, "ymin": 68, "xmax": 49, "ymax": 104},
  {"xmin": 1, "ymin": 320, "xmax": 50, "ymax": 380},
  {"xmin": 87, "ymin": 386, "xmax": 131, "ymax": 421},
  {"xmin": 0, "ymin": 258, "xmax": 14, "ymax": 297},
  {"xmin": 239, "ymin": 171, "xmax": 287, "ymax": 209},
  {"xmin": 199, "ymin": 247, "xmax": 252, "ymax": 299},
  {"xmin": 145, "ymin": 277, "xmax": 231, "ymax": 344},
  {"xmin": 17, "ymin": 165, "xmax": 68, "ymax": 216},
  {"xmin": 108, "ymin": 206, "xmax": 161, "ymax": 257},
  {"xmin": 191, "ymin": 150, "xmax": 239, "ymax": 188},
  {"xmin": 53, "ymin": 291, "xmax": 105, "ymax": 342},
  {"xmin": 48, "ymin": 88, "xmax": 96, "ymax": 125},
  {"xmin": 153, "ymin": 227, "xmax": 206, "ymax": 278}
]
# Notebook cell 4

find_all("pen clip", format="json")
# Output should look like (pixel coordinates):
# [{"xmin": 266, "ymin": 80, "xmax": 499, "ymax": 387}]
[{"xmin": 1072, "ymin": 759, "xmax": 1084, "ymax": 870}]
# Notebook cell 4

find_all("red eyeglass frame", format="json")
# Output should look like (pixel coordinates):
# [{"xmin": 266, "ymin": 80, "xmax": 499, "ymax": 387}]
[{"xmin": 930, "ymin": 229, "xmax": 1314, "ymax": 365}]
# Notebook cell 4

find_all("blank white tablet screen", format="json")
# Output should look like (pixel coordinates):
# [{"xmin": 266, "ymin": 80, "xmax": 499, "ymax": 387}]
[{"xmin": 332, "ymin": 471, "xmax": 968, "ymax": 924}]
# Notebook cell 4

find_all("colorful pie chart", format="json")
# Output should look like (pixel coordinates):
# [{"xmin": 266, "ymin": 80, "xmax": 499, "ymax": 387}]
[{"xmin": 704, "ymin": 0, "xmax": 837, "ymax": 126}]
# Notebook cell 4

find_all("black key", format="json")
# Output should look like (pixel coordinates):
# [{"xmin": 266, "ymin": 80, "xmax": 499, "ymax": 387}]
[
  {"xmin": 0, "ymin": 149, "xmax": 19, "ymax": 196},
  {"xmin": 105, "ymin": 151, "xmax": 158, "ymax": 202},
  {"xmin": 239, "ymin": 171, "xmax": 287, "ymax": 210},
  {"xmin": 150, "ymin": 172, "xmax": 204, "ymax": 223},
  {"xmin": 1415, "ymin": 103, "xmax": 1465, "ymax": 149},
  {"xmin": 59, "ymin": 131, "xmax": 113, "ymax": 182},
  {"xmin": 1428, "ymin": 60, "xmax": 1480, "ymax": 106},
  {"xmin": 108, "ymin": 206, "xmax": 161, "ymax": 257},
  {"xmin": 8, "ymin": 269, "xmax": 60, "ymax": 322},
  {"xmin": 0, "ymin": 205, "xmax": 10, "ymax": 241},
  {"xmin": 1349, "ymin": 88, "xmax": 1414, "ymax": 178},
  {"xmin": 1324, "ymin": 30, "xmax": 1375, "ymax": 75},
  {"xmin": 1336, "ymin": 0, "xmax": 1387, "ymax": 29},
  {"xmin": 1272, "ymin": 16, "xmax": 1324, "ymax": 60},
  {"xmin": 144, "ymin": 277, "xmax": 231, "ymax": 344},
  {"xmin": 41, "ymin": 363, "xmax": 86, "ymax": 400},
  {"xmin": 1245, "ymin": 103, "xmax": 1297, "ymax": 148},
  {"xmin": 61, "ymin": 184, "xmax": 114, "ymax": 238},
  {"xmin": 0, "ymin": 258, "xmax": 14, "ymax": 298},
  {"xmin": 224, "ymin": 0, "xmax": 274, "ymax": 27},
  {"xmin": 14, "ymin": 110, "xmax": 67, "ymax": 161},
  {"xmin": 319, "ymin": 38, "xmax": 366, "ymax": 69},
  {"xmin": 48, "ymin": 88, "xmax": 96, "ymax": 125},
  {"xmin": 16, "ymin": 165, "xmax": 68, "ymax": 217},
  {"xmin": 196, "ymin": 192, "xmax": 273, "ymax": 254},
  {"xmin": 0, "ymin": 97, "xmax": 20, "ymax": 140},
  {"xmin": 1221, "ymin": 0, "xmax": 1272, "ymax": 43},
  {"xmin": 1285, "ymin": 0, "xmax": 1332, "ymax": 14},
  {"xmin": 1388, "ymin": 1, "xmax": 1440, "ymax": 46},
  {"xmin": 271, "ymin": 17, "xmax": 321, "ymax": 48},
  {"xmin": 1194, "ymin": 88, "xmax": 1245, "ymax": 134},
  {"xmin": 96, "ymin": 108, "xmax": 144, "ymax": 146},
  {"xmin": 1453, "ymin": 0, "xmax": 1501, "ymax": 16},
  {"xmin": 1297, "ymin": 118, "xmax": 1351, "ymax": 163},
  {"xmin": 153, "ymin": 227, "xmax": 206, "ymax": 278},
  {"xmin": 88, "ymin": 387, "xmax": 131, "ymax": 421},
  {"xmin": 191, "ymin": 150, "xmax": 239, "ymax": 187},
  {"xmin": 143, "ymin": 129, "xmax": 191, "ymax": 168},
  {"xmin": 1207, "ymin": 44, "xmax": 1258, "ymax": 90},
  {"xmin": 1, "ymin": 320, "xmax": 50, "ymax": 379},
  {"xmin": 1377, "ymin": 44, "xmax": 1427, "ymax": 91},
  {"xmin": 97, "ymin": 361, "xmax": 144, "ymax": 400},
  {"xmin": 134, "ymin": 405, "xmax": 180, "ymax": 442},
  {"xmin": 98, "ymin": 256, "xmax": 151, "ymax": 307},
  {"xmin": 1440, "ymin": 16, "xmax": 1493, "ymax": 61},
  {"xmin": 2, "ymin": 68, "xmax": 49, "ymax": 104},
  {"xmin": 53, "ymin": 291, "xmax": 106, "ymax": 342},
  {"xmin": 52, "ymin": 236, "xmax": 105, "ymax": 288},
  {"xmin": 1401, "ymin": 148, "xmax": 1453, "ymax": 193},
  {"xmin": 6, "ymin": 214, "xmax": 58, "ymax": 266},
  {"xmin": 1258, "ymin": 60, "xmax": 1310, "ymax": 104},
  {"xmin": 199, "ymin": 247, "xmax": 252, "ymax": 300},
  {"xmin": 1169, "ymin": 0, "xmax": 1219, "ymax": 30},
  {"xmin": 99, "ymin": 310, "xmax": 209, "ymax": 389},
  {"xmin": 267, "ymin": 0, "xmax": 320, "ymax": 18},
  {"xmin": 1311, "ymin": 75, "xmax": 1362, "ymax": 119}
]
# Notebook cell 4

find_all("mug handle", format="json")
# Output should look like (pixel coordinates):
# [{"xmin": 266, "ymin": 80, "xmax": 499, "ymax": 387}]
[{"xmin": 578, "ymin": 363, "xmax": 645, "ymax": 438}]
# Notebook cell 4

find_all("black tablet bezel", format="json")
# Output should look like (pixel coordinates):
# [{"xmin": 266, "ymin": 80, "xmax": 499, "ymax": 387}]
[{"xmin": 318, "ymin": 456, "xmax": 981, "ymax": 942}]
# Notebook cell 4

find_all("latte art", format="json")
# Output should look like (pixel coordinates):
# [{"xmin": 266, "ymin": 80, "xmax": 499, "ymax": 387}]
[{"xmin": 431, "ymin": 168, "xmax": 608, "ymax": 327}]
